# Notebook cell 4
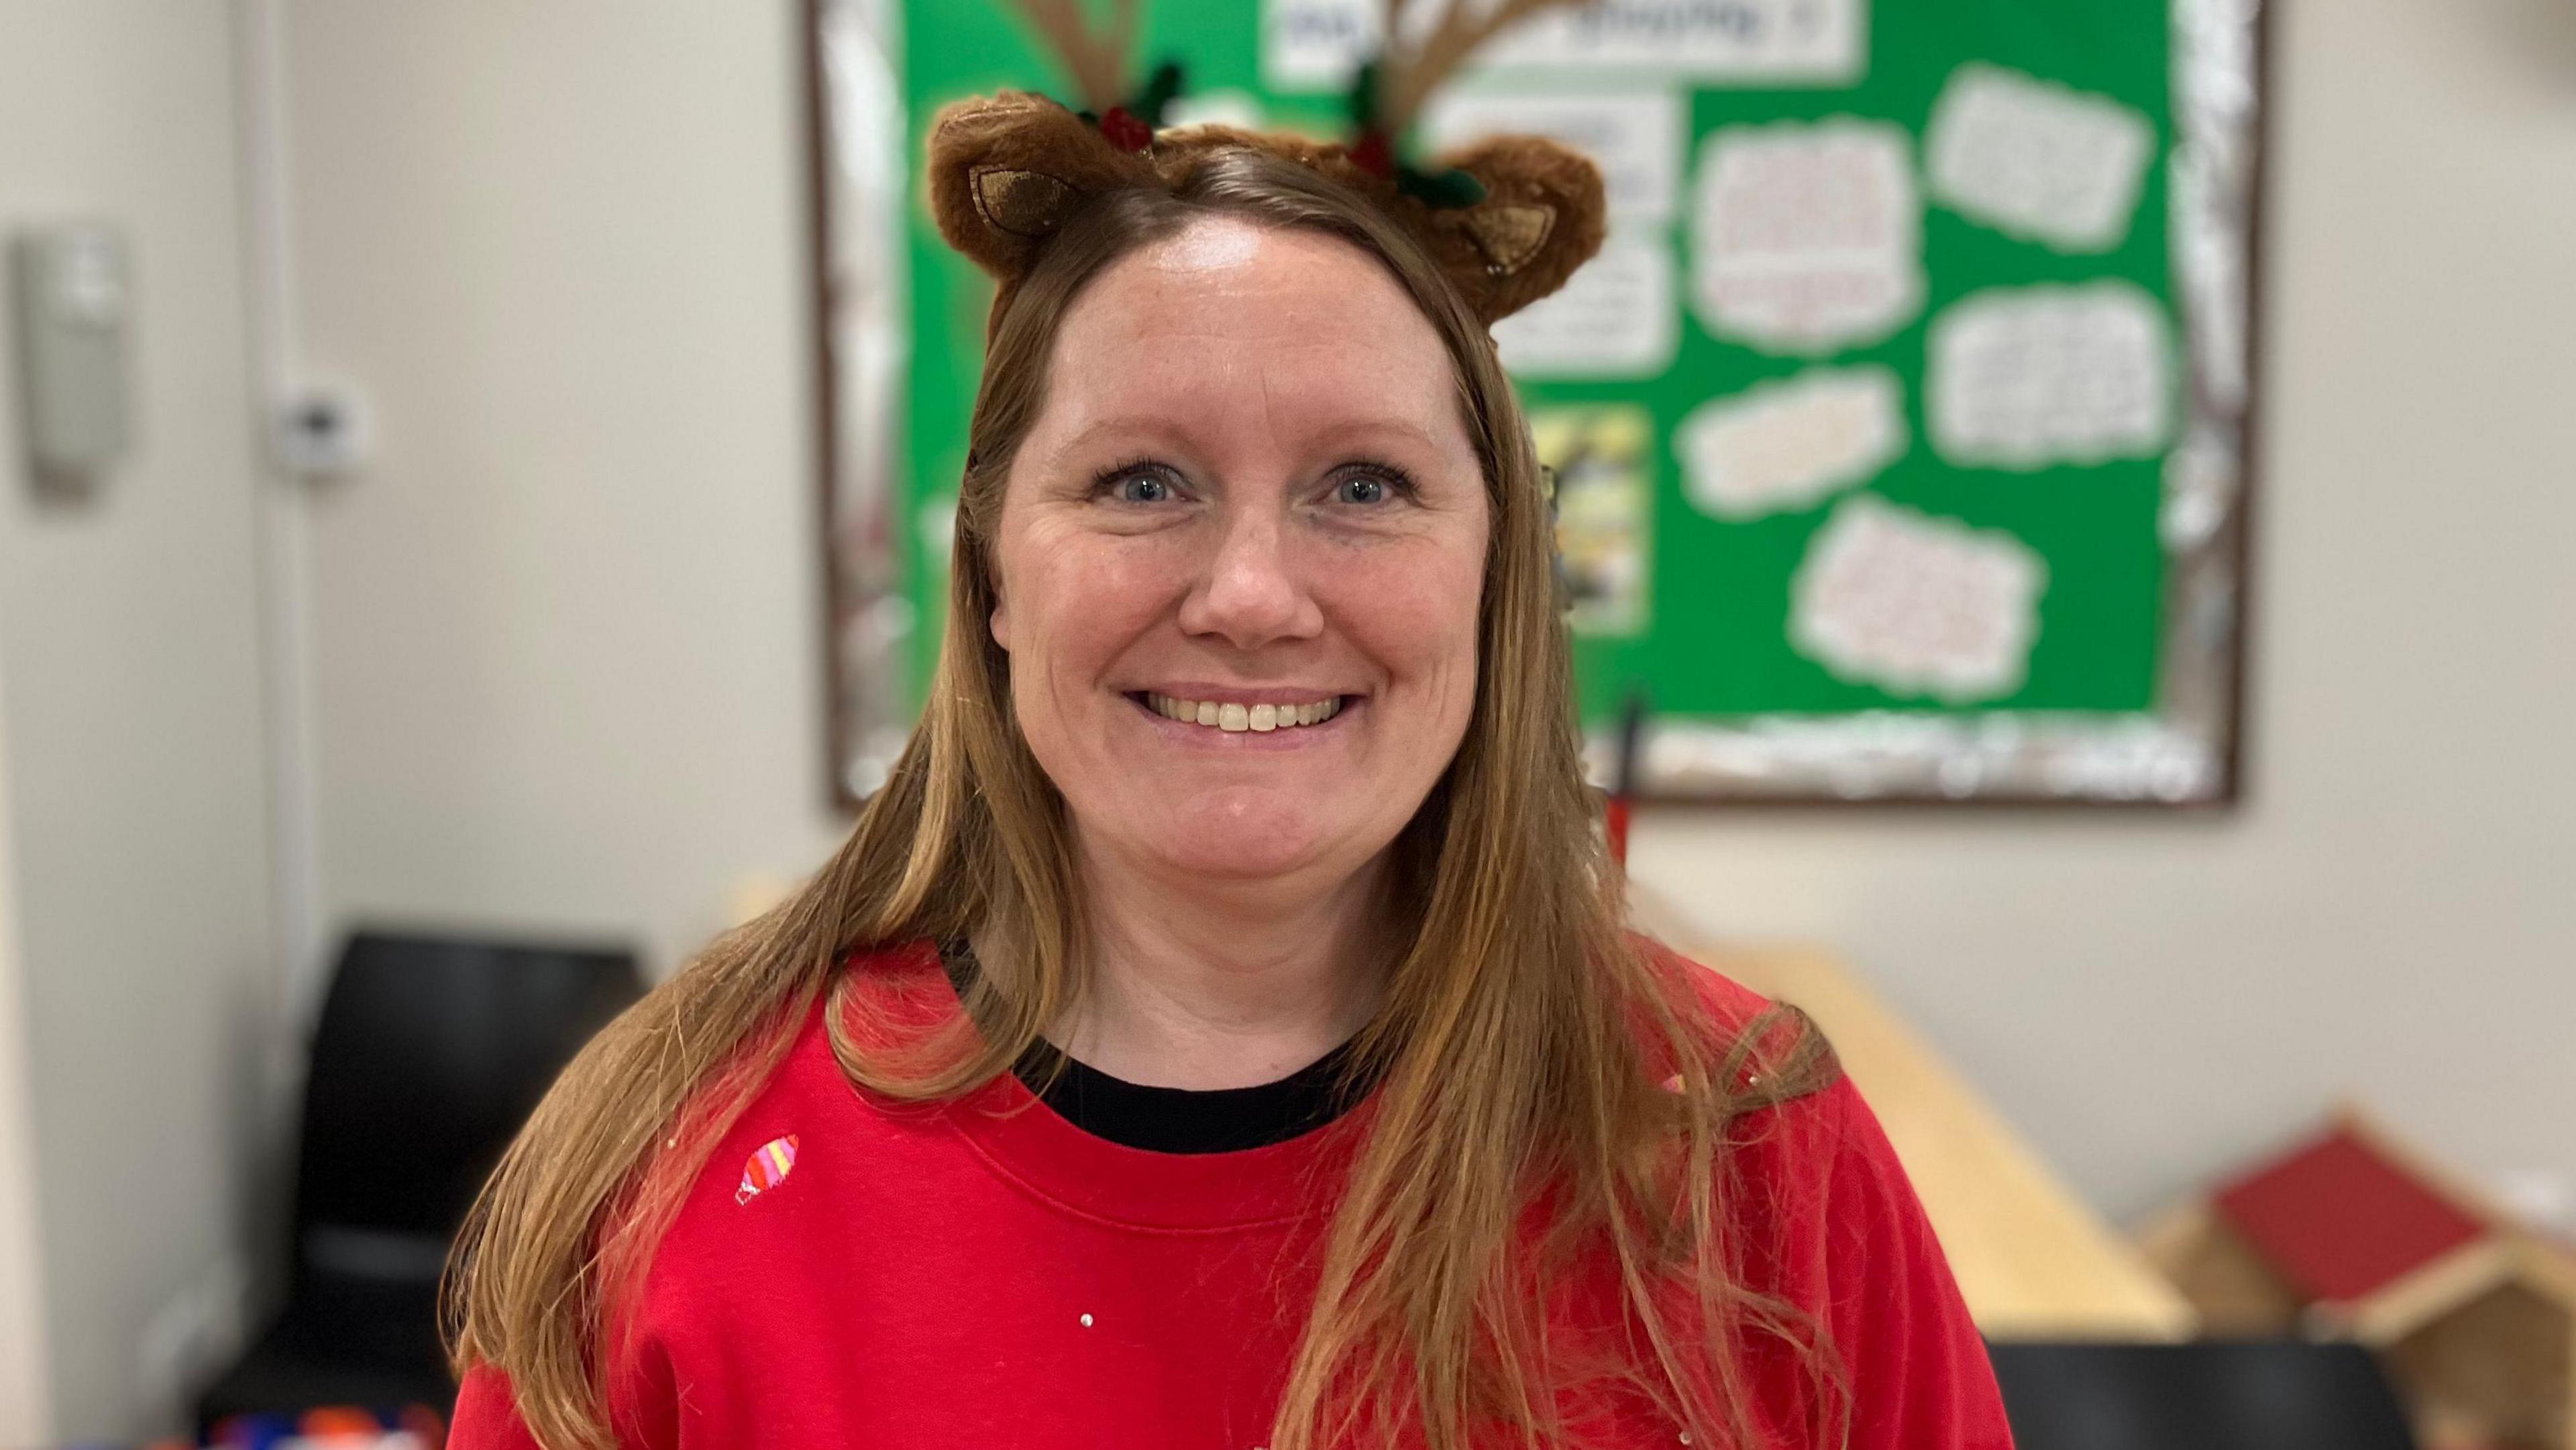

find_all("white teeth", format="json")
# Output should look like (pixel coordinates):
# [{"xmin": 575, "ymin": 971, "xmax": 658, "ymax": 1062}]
[{"xmin": 1143, "ymin": 692, "xmax": 1343, "ymax": 733}]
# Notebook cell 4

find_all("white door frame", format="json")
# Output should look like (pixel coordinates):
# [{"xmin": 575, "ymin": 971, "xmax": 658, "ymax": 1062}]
[{"xmin": 0, "ymin": 666, "xmax": 55, "ymax": 1443}]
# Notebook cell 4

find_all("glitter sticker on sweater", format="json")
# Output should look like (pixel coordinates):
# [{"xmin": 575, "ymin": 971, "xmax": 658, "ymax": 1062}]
[{"xmin": 737, "ymin": 1135, "xmax": 800, "ymax": 1205}]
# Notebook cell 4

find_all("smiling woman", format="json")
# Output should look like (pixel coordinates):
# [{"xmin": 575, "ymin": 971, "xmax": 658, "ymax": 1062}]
[
  {"xmin": 441, "ymin": 87, "xmax": 2010, "ymax": 1450},
  {"xmin": 993, "ymin": 215, "xmax": 1487, "ymax": 936}
]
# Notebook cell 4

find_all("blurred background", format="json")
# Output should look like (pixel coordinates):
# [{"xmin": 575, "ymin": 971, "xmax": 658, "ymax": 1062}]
[{"xmin": 0, "ymin": 0, "xmax": 2569, "ymax": 1446}]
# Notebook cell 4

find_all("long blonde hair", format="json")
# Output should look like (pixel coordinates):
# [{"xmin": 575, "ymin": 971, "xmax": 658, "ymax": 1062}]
[{"xmin": 447, "ymin": 146, "xmax": 1840, "ymax": 1450}]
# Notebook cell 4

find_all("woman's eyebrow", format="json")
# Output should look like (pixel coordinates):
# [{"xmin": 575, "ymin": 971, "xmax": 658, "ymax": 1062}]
[
  {"xmin": 1304, "ymin": 418, "xmax": 1447, "ymax": 455},
  {"xmin": 1048, "ymin": 413, "xmax": 1450, "ymax": 462},
  {"xmin": 1049, "ymin": 414, "xmax": 1201, "ymax": 459}
]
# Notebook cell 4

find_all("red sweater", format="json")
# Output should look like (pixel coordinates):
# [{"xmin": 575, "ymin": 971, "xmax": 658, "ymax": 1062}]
[{"xmin": 453, "ymin": 943, "xmax": 2012, "ymax": 1449}]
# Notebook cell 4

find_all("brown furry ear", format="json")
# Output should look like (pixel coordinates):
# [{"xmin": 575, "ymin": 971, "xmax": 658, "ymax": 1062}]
[
  {"xmin": 1417, "ymin": 136, "xmax": 1609, "ymax": 323},
  {"xmin": 928, "ymin": 95, "xmax": 1611, "ymax": 331},
  {"xmin": 926, "ymin": 91, "xmax": 1157, "ymax": 301},
  {"xmin": 1150, "ymin": 128, "xmax": 1609, "ymax": 325}
]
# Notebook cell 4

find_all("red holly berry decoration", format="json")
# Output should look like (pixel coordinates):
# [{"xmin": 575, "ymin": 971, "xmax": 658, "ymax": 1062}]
[
  {"xmin": 1350, "ymin": 130, "xmax": 1395, "ymax": 180},
  {"xmin": 1098, "ymin": 105, "xmax": 1152, "ymax": 152}
]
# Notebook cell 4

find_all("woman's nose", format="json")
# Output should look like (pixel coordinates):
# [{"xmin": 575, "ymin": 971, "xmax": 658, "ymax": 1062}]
[{"xmin": 1177, "ymin": 509, "xmax": 1323, "ymax": 648}]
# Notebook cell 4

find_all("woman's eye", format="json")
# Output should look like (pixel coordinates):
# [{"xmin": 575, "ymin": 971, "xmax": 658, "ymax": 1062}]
[
  {"xmin": 1334, "ymin": 475, "xmax": 1391, "ymax": 505},
  {"xmin": 1110, "ymin": 473, "xmax": 1172, "ymax": 504}
]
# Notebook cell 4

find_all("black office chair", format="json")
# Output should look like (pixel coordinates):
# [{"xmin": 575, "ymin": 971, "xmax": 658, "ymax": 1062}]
[
  {"xmin": 197, "ymin": 929, "xmax": 643, "ymax": 1430},
  {"xmin": 1990, "ymin": 1340, "xmax": 2419, "ymax": 1450}
]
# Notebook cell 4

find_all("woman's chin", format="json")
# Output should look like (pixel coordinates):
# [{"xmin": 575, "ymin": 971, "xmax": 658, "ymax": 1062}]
[
  {"xmin": 1146, "ymin": 828, "xmax": 1324, "ymax": 883},
  {"xmin": 1114, "ymin": 792, "xmax": 1342, "ymax": 882}
]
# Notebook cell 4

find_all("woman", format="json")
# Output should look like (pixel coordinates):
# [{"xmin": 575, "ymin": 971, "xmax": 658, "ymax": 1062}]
[{"xmin": 447, "ymin": 92, "xmax": 2012, "ymax": 1450}]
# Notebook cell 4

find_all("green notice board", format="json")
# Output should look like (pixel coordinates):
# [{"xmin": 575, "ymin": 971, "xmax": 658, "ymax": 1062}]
[{"xmin": 880, "ymin": 0, "xmax": 2255, "ymax": 803}]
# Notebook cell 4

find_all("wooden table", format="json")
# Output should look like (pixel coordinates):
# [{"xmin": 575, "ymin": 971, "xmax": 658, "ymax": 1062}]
[{"xmin": 1632, "ymin": 890, "xmax": 2196, "ymax": 1341}]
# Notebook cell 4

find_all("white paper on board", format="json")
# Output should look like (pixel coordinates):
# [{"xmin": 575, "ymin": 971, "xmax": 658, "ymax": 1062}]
[
  {"xmin": 1691, "ymin": 119, "xmax": 1923, "ymax": 354},
  {"xmin": 1678, "ymin": 366, "xmax": 1906, "ymax": 520},
  {"xmin": 1925, "ymin": 63, "xmax": 2155, "ymax": 253},
  {"xmin": 1263, "ymin": 0, "xmax": 1868, "ymax": 93},
  {"xmin": 1421, "ymin": 89, "xmax": 1684, "ymax": 222},
  {"xmin": 1262, "ymin": 0, "xmax": 1379, "ymax": 91},
  {"xmin": 1788, "ymin": 496, "xmax": 2046, "ymax": 703},
  {"xmin": 1928, "ymin": 282, "xmax": 2171, "ymax": 469},
  {"xmin": 1477, "ymin": 0, "xmax": 1868, "ymax": 84},
  {"xmin": 919, "ymin": 494, "xmax": 959, "ymax": 566},
  {"xmin": 1491, "ymin": 232, "xmax": 1677, "ymax": 378}
]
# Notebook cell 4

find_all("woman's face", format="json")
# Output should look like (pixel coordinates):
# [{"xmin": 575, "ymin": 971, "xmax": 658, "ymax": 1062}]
[{"xmin": 990, "ymin": 217, "xmax": 1489, "ymax": 892}]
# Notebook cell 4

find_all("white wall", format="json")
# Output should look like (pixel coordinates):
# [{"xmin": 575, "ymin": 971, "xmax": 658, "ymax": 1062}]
[
  {"xmin": 274, "ymin": 0, "xmax": 2575, "ymax": 1239},
  {"xmin": 1641, "ymin": 0, "xmax": 2576, "ymax": 1220},
  {"xmin": 0, "ymin": 0, "xmax": 280, "ymax": 1438},
  {"xmin": 280, "ymin": 0, "xmax": 848, "ymax": 984}
]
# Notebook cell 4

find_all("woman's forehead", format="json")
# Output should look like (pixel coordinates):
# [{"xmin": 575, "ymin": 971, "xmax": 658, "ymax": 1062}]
[{"xmin": 1036, "ymin": 220, "xmax": 1464, "ymax": 453}]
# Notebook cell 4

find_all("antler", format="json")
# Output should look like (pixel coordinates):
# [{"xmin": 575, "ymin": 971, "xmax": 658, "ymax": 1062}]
[
  {"xmin": 1373, "ymin": 0, "xmax": 1587, "ymax": 138},
  {"xmin": 1004, "ymin": 0, "xmax": 1138, "ymax": 116}
]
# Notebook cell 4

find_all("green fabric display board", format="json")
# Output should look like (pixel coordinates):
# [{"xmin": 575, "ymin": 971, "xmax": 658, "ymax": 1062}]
[{"xmin": 825, "ymin": 0, "xmax": 2263, "ymax": 805}]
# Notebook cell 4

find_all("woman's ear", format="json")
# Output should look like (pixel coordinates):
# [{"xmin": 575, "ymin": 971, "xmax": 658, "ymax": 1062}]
[
  {"xmin": 1416, "ymin": 135, "xmax": 1609, "ymax": 324},
  {"xmin": 989, "ymin": 582, "xmax": 1014, "ymax": 653},
  {"xmin": 927, "ymin": 91, "xmax": 1157, "ymax": 291}
]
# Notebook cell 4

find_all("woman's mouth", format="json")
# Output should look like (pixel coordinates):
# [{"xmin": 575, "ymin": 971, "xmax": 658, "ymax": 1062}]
[{"xmin": 1129, "ymin": 691, "xmax": 1346, "ymax": 734}]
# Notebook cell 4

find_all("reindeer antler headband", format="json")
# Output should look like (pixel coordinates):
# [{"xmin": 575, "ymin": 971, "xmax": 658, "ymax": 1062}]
[{"xmin": 928, "ymin": 0, "xmax": 1609, "ymax": 331}]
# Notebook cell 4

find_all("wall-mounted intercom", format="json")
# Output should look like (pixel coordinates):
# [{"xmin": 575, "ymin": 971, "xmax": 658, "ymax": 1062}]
[{"xmin": 10, "ymin": 224, "xmax": 133, "ymax": 491}]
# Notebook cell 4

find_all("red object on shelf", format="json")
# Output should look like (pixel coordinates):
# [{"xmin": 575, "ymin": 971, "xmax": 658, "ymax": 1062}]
[
  {"xmin": 400, "ymin": 1402, "xmax": 449, "ymax": 1449},
  {"xmin": 2212, "ymin": 1122, "xmax": 2488, "ymax": 1306}
]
